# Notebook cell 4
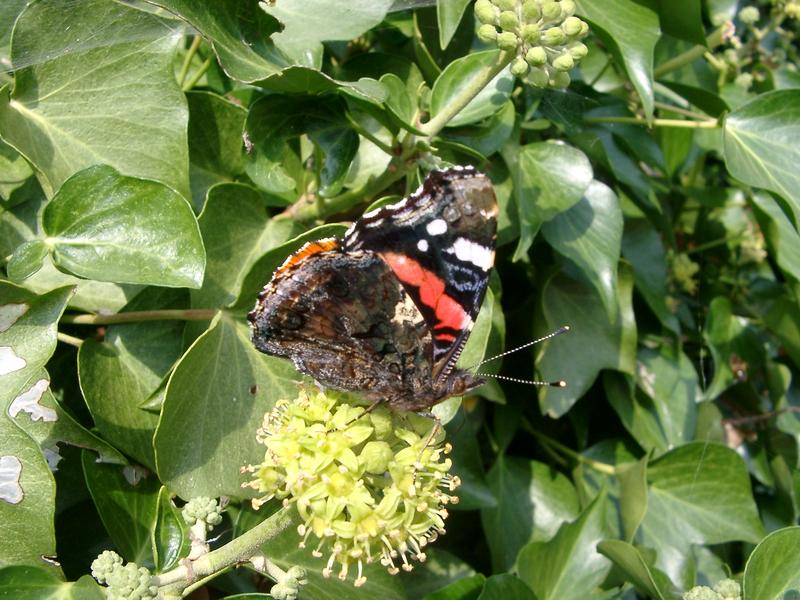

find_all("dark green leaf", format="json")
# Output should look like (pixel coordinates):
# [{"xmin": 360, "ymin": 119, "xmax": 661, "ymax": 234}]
[
  {"xmin": 617, "ymin": 454, "xmax": 648, "ymax": 541},
  {"xmin": 542, "ymin": 181, "xmax": 622, "ymax": 318},
  {"xmin": 0, "ymin": 566, "xmax": 104, "ymax": 599},
  {"xmin": 0, "ymin": 0, "xmax": 189, "ymax": 198},
  {"xmin": 656, "ymin": 0, "xmax": 705, "ymax": 45},
  {"xmin": 575, "ymin": 0, "xmax": 660, "ymax": 118},
  {"xmin": 597, "ymin": 540, "xmax": 680, "ymax": 600},
  {"xmin": 81, "ymin": 452, "xmax": 160, "ymax": 566},
  {"xmin": 6, "ymin": 240, "xmax": 47, "ymax": 282},
  {"xmin": 153, "ymin": 487, "xmax": 189, "ymax": 572},
  {"xmin": 423, "ymin": 574, "xmax": 486, "ymax": 600},
  {"xmin": 430, "ymin": 50, "xmax": 514, "ymax": 128},
  {"xmin": 742, "ymin": 526, "xmax": 800, "ymax": 599},
  {"xmin": 481, "ymin": 456, "xmax": 580, "ymax": 572},
  {"xmin": 42, "ymin": 165, "xmax": 205, "ymax": 288},
  {"xmin": 477, "ymin": 574, "xmax": 535, "ymax": 600},
  {"xmin": 724, "ymin": 90, "xmax": 800, "ymax": 220},
  {"xmin": 517, "ymin": 490, "xmax": 612, "ymax": 600},
  {"xmin": 437, "ymin": 0, "xmax": 472, "ymax": 50},
  {"xmin": 751, "ymin": 191, "xmax": 800, "ymax": 282}
]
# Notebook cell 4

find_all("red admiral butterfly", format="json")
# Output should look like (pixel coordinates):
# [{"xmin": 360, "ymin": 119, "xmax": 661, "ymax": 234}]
[{"xmin": 248, "ymin": 166, "xmax": 497, "ymax": 411}]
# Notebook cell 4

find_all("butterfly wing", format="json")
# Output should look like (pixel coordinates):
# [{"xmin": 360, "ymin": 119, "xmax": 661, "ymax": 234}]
[
  {"xmin": 343, "ymin": 166, "xmax": 497, "ymax": 380},
  {"xmin": 249, "ymin": 240, "xmax": 439, "ymax": 405}
]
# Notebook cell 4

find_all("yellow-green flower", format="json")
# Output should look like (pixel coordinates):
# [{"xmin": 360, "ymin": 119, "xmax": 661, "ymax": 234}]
[{"xmin": 242, "ymin": 389, "xmax": 460, "ymax": 587}]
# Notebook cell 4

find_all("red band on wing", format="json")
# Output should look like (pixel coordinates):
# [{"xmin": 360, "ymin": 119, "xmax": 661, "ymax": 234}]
[
  {"xmin": 275, "ymin": 239, "xmax": 340, "ymax": 279},
  {"xmin": 381, "ymin": 252, "xmax": 467, "ymax": 334}
]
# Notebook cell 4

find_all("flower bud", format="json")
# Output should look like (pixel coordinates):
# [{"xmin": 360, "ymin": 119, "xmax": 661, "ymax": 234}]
[
  {"xmin": 498, "ymin": 10, "xmax": 520, "ymax": 30},
  {"xmin": 91, "ymin": 550, "xmax": 123, "ymax": 585},
  {"xmin": 526, "ymin": 67, "xmax": 550, "ymax": 87},
  {"xmin": 360, "ymin": 441, "xmax": 394, "ymax": 474},
  {"xmin": 522, "ymin": 0, "xmax": 541, "ymax": 20},
  {"xmin": 683, "ymin": 586, "xmax": 721, "ymax": 600},
  {"xmin": 713, "ymin": 579, "xmax": 741, "ymax": 600},
  {"xmin": 734, "ymin": 72, "xmax": 753, "ymax": 89},
  {"xmin": 475, "ymin": 0, "xmax": 499, "ymax": 25},
  {"xmin": 511, "ymin": 56, "xmax": 530, "ymax": 76},
  {"xmin": 562, "ymin": 16, "xmax": 583, "ymax": 36},
  {"xmin": 492, "ymin": 0, "xmax": 517, "ymax": 10},
  {"xmin": 552, "ymin": 52, "xmax": 574, "ymax": 71},
  {"xmin": 541, "ymin": 1, "xmax": 562, "ymax": 21},
  {"xmin": 543, "ymin": 26, "xmax": 567, "ymax": 46},
  {"xmin": 550, "ymin": 71, "xmax": 571, "ymax": 88},
  {"xmin": 521, "ymin": 22, "xmax": 541, "ymax": 43},
  {"xmin": 567, "ymin": 41, "xmax": 588, "ymax": 59},
  {"xmin": 560, "ymin": 0, "xmax": 576, "ymax": 17},
  {"xmin": 525, "ymin": 46, "xmax": 548, "ymax": 66},
  {"xmin": 477, "ymin": 24, "xmax": 498, "ymax": 43},
  {"xmin": 738, "ymin": 6, "xmax": 759, "ymax": 25},
  {"xmin": 497, "ymin": 31, "xmax": 520, "ymax": 50}
]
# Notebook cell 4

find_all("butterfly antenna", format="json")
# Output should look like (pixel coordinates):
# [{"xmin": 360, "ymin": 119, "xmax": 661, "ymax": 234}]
[
  {"xmin": 477, "ymin": 325, "xmax": 570, "ymax": 367},
  {"xmin": 479, "ymin": 373, "xmax": 567, "ymax": 387}
]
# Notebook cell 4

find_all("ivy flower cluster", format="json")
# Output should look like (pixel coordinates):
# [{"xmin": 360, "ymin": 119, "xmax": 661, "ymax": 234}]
[
  {"xmin": 475, "ymin": 0, "xmax": 590, "ymax": 88},
  {"xmin": 91, "ymin": 551, "xmax": 156, "ymax": 600},
  {"xmin": 241, "ymin": 389, "xmax": 460, "ymax": 587},
  {"xmin": 683, "ymin": 578, "xmax": 741, "ymax": 600}
]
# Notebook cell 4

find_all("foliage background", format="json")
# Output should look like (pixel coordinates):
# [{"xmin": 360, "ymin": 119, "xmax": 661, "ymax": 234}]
[{"xmin": 1, "ymin": 0, "xmax": 800, "ymax": 598}]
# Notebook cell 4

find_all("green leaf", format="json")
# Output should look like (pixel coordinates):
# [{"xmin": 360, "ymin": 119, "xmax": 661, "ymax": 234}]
[
  {"xmin": 724, "ymin": 90, "xmax": 800, "ymax": 220},
  {"xmin": 743, "ymin": 526, "xmax": 800, "ymax": 600},
  {"xmin": 430, "ymin": 50, "xmax": 514, "ymax": 128},
  {"xmin": 542, "ymin": 181, "xmax": 622, "ymax": 318},
  {"xmin": 6, "ymin": 240, "xmax": 47, "ymax": 282},
  {"xmin": 78, "ymin": 287, "xmax": 186, "ymax": 468},
  {"xmin": 517, "ymin": 490, "xmax": 611, "ymax": 600},
  {"xmin": 0, "ymin": 0, "xmax": 189, "ymax": 198},
  {"xmin": 0, "ymin": 566, "xmax": 104, "ymax": 599},
  {"xmin": 81, "ymin": 452, "xmax": 160, "ymax": 566},
  {"xmin": 445, "ymin": 410, "xmax": 496, "ymax": 510},
  {"xmin": 504, "ymin": 142, "xmax": 594, "ymax": 261},
  {"xmin": 42, "ymin": 165, "xmax": 205, "ymax": 288},
  {"xmin": 147, "ymin": 0, "xmax": 285, "ymax": 82},
  {"xmin": 437, "ymin": 0, "xmax": 472, "ymax": 50},
  {"xmin": 640, "ymin": 442, "xmax": 766, "ymax": 586},
  {"xmin": 262, "ymin": 0, "xmax": 393, "ymax": 66},
  {"xmin": 187, "ymin": 91, "xmax": 247, "ymax": 209},
  {"xmin": 617, "ymin": 454, "xmax": 649, "ymax": 543},
  {"xmin": 402, "ymin": 550, "xmax": 478, "ymax": 599},
  {"xmin": 575, "ymin": 0, "xmax": 660, "ymax": 119},
  {"xmin": 477, "ymin": 574, "xmax": 536, "ymax": 600},
  {"xmin": 481, "ymin": 456, "xmax": 580, "ymax": 572},
  {"xmin": 597, "ymin": 540, "xmax": 680, "ymax": 600},
  {"xmin": 537, "ymin": 265, "xmax": 636, "ymax": 417},
  {"xmin": 635, "ymin": 345, "xmax": 699, "ymax": 448},
  {"xmin": 153, "ymin": 487, "xmax": 189, "ymax": 572},
  {"xmin": 423, "ymin": 574, "xmax": 486, "ymax": 600},
  {"xmin": 656, "ymin": 0, "xmax": 705, "ymax": 45},
  {"xmin": 0, "ymin": 139, "xmax": 33, "ymax": 201},
  {"xmin": 155, "ymin": 314, "xmax": 301, "ymax": 498},
  {"xmin": 751, "ymin": 191, "xmax": 800, "ymax": 282},
  {"xmin": 246, "ymin": 96, "xmax": 359, "ymax": 198},
  {"xmin": 442, "ymin": 101, "xmax": 515, "ymax": 158},
  {"xmin": 193, "ymin": 184, "xmax": 305, "ymax": 309}
]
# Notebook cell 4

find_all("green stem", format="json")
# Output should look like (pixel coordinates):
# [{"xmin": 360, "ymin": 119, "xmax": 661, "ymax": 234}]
[
  {"xmin": 419, "ymin": 50, "xmax": 514, "ymax": 139},
  {"xmin": 686, "ymin": 233, "xmax": 746, "ymax": 255},
  {"xmin": 56, "ymin": 332, "xmax": 83, "ymax": 347},
  {"xmin": 585, "ymin": 116, "xmax": 719, "ymax": 129},
  {"xmin": 522, "ymin": 422, "xmax": 617, "ymax": 475},
  {"xmin": 178, "ymin": 36, "xmax": 202, "ymax": 87},
  {"xmin": 653, "ymin": 101, "xmax": 711, "ymax": 121},
  {"xmin": 61, "ymin": 309, "xmax": 217, "ymax": 326},
  {"xmin": 347, "ymin": 116, "xmax": 396, "ymax": 155},
  {"xmin": 182, "ymin": 56, "xmax": 213, "ymax": 92},
  {"xmin": 654, "ymin": 25, "xmax": 726, "ymax": 79},
  {"xmin": 153, "ymin": 508, "xmax": 294, "ymax": 591}
]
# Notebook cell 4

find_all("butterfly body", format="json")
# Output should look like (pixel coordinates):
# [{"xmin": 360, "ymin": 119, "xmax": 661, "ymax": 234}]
[{"xmin": 249, "ymin": 166, "xmax": 497, "ymax": 411}]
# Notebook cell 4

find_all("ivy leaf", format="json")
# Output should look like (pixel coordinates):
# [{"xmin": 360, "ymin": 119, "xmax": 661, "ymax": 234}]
[
  {"xmin": 42, "ymin": 166, "xmax": 205, "ymax": 288},
  {"xmin": 0, "ymin": 566, "xmax": 104, "ymax": 598},
  {"xmin": 477, "ymin": 574, "xmax": 536, "ymax": 600},
  {"xmin": 724, "ymin": 90, "xmax": 800, "ymax": 221},
  {"xmin": 575, "ymin": 0, "xmax": 660, "ymax": 119},
  {"xmin": 517, "ymin": 490, "xmax": 612, "ymax": 600},
  {"xmin": 751, "ymin": 191, "xmax": 800, "ymax": 283},
  {"xmin": 597, "ymin": 540, "xmax": 681, "ymax": 600},
  {"xmin": 743, "ymin": 526, "xmax": 800, "ymax": 599},
  {"xmin": 81, "ymin": 453, "xmax": 160, "ymax": 566},
  {"xmin": 155, "ymin": 314, "xmax": 301, "ymax": 498},
  {"xmin": 0, "ymin": 0, "xmax": 189, "ymax": 198},
  {"xmin": 656, "ymin": 0, "xmax": 705, "ymax": 45},
  {"xmin": 542, "ymin": 181, "xmax": 623, "ymax": 319},
  {"xmin": 430, "ymin": 50, "xmax": 514, "ymax": 128},
  {"xmin": 437, "ymin": 0, "xmax": 473, "ymax": 49}
]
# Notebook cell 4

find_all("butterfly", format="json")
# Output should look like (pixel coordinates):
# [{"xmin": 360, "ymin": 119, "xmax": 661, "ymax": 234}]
[{"xmin": 248, "ymin": 166, "xmax": 497, "ymax": 411}]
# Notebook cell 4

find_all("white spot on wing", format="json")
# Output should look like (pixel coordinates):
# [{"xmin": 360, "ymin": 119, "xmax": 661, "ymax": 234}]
[
  {"xmin": 417, "ymin": 239, "xmax": 429, "ymax": 252},
  {"xmin": 9, "ymin": 379, "xmax": 56, "ymax": 422},
  {"xmin": 0, "ymin": 456, "xmax": 23, "ymax": 504},
  {"xmin": 448, "ymin": 238, "xmax": 494, "ymax": 271},
  {"xmin": 0, "ymin": 347, "xmax": 26, "ymax": 376},
  {"xmin": 426, "ymin": 219, "xmax": 447, "ymax": 236},
  {"xmin": 0, "ymin": 304, "xmax": 28, "ymax": 333}
]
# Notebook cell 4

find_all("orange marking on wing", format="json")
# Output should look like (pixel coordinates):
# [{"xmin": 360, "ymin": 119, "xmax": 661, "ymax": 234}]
[
  {"xmin": 274, "ymin": 239, "xmax": 339, "ymax": 278},
  {"xmin": 382, "ymin": 252, "xmax": 467, "ymax": 335},
  {"xmin": 436, "ymin": 332, "xmax": 457, "ymax": 342}
]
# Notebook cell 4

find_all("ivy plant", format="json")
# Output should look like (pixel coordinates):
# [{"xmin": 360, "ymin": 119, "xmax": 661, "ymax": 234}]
[{"xmin": 1, "ymin": 0, "xmax": 800, "ymax": 599}]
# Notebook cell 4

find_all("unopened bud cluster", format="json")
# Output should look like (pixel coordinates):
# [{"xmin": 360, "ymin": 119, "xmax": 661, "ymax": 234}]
[
  {"xmin": 683, "ymin": 578, "xmax": 741, "ymax": 600},
  {"xmin": 475, "ymin": 0, "xmax": 589, "ymax": 88},
  {"xmin": 91, "ymin": 551, "xmax": 157, "ymax": 600},
  {"xmin": 242, "ymin": 389, "xmax": 460, "ymax": 587},
  {"xmin": 182, "ymin": 496, "xmax": 223, "ymax": 530}
]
